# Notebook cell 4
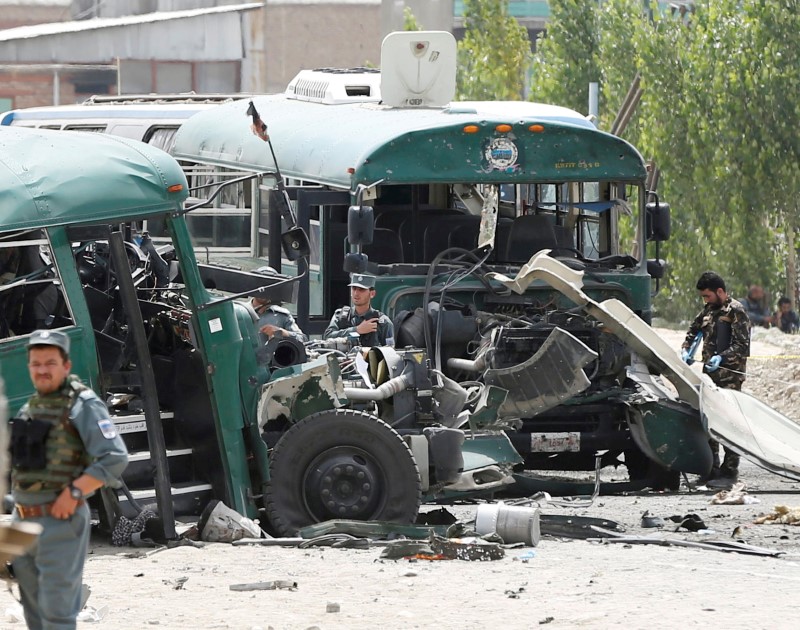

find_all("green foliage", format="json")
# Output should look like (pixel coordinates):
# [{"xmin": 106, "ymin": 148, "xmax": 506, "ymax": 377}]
[
  {"xmin": 534, "ymin": 0, "xmax": 800, "ymax": 322},
  {"xmin": 456, "ymin": 0, "xmax": 532, "ymax": 101},
  {"xmin": 529, "ymin": 0, "xmax": 600, "ymax": 113},
  {"xmin": 403, "ymin": 6, "xmax": 422, "ymax": 31}
]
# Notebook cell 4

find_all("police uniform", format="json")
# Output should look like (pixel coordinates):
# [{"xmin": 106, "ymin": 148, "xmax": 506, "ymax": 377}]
[
  {"xmin": 11, "ymin": 330, "xmax": 128, "ymax": 630},
  {"xmin": 323, "ymin": 274, "xmax": 395, "ymax": 347},
  {"xmin": 254, "ymin": 302, "xmax": 308, "ymax": 345},
  {"xmin": 682, "ymin": 296, "xmax": 750, "ymax": 478}
]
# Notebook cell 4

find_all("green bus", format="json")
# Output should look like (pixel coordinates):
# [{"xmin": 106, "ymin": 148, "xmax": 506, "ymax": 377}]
[
  {"xmin": 170, "ymin": 35, "xmax": 709, "ymax": 491},
  {"xmin": 1, "ymin": 123, "xmax": 526, "ymax": 535}
]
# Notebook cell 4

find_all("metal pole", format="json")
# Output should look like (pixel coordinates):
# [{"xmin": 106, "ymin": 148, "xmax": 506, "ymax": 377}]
[
  {"xmin": 588, "ymin": 82, "xmax": 599, "ymax": 120},
  {"xmin": 53, "ymin": 69, "xmax": 60, "ymax": 106},
  {"xmin": 109, "ymin": 231, "xmax": 177, "ymax": 540}
]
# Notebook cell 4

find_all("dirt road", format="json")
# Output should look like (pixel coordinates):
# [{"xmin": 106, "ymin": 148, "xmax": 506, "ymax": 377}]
[{"xmin": 2, "ymin": 328, "xmax": 799, "ymax": 629}]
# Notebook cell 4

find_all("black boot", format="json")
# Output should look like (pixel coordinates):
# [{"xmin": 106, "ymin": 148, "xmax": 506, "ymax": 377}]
[{"xmin": 706, "ymin": 467, "xmax": 738, "ymax": 490}]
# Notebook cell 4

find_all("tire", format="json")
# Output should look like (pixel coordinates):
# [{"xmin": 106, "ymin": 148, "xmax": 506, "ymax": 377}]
[{"xmin": 265, "ymin": 409, "xmax": 422, "ymax": 536}]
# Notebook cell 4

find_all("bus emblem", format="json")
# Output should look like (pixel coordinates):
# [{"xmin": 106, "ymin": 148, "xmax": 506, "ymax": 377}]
[{"xmin": 485, "ymin": 137, "xmax": 519, "ymax": 172}]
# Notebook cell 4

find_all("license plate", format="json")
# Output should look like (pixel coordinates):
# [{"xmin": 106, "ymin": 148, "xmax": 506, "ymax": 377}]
[
  {"xmin": 530, "ymin": 432, "xmax": 580, "ymax": 453},
  {"xmin": 115, "ymin": 420, "xmax": 146, "ymax": 435}
]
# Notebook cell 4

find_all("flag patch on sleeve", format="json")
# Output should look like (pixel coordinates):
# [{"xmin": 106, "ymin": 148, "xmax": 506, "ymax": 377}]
[{"xmin": 98, "ymin": 419, "xmax": 117, "ymax": 439}]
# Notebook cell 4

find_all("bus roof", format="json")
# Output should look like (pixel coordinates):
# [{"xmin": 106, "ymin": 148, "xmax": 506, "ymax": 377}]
[
  {"xmin": 0, "ymin": 126, "xmax": 188, "ymax": 232},
  {"xmin": 172, "ymin": 95, "xmax": 647, "ymax": 190},
  {"xmin": 0, "ymin": 102, "xmax": 221, "ymax": 127}
]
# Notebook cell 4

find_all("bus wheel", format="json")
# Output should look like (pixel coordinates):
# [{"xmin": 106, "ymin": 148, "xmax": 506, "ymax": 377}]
[{"xmin": 265, "ymin": 409, "xmax": 422, "ymax": 536}]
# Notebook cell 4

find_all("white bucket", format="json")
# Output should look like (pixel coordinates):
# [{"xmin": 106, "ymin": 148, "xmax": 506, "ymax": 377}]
[{"xmin": 475, "ymin": 503, "xmax": 541, "ymax": 547}]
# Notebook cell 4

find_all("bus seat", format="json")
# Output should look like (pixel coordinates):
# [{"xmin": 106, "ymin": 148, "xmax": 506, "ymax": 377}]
[
  {"xmin": 553, "ymin": 225, "xmax": 575, "ymax": 249},
  {"xmin": 424, "ymin": 215, "xmax": 480, "ymax": 262},
  {"xmin": 505, "ymin": 214, "xmax": 558, "ymax": 261},
  {"xmin": 363, "ymin": 228, "xmax": 404, "ymax": 264}
]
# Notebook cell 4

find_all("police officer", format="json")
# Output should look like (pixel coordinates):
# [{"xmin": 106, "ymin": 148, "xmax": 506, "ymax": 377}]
[
  {"xmin": 10, "ymin": 330, "xmax": 129, "ymax": 630},
  {"xmin": 681, "ymin": 272, "xmax": 750, "ymax": 490},
  {"xmin": 324, "ymin": 274, "xmax": 394, "ymax": 347},
  {"xmin": 251, "ymin": 296, "xmax": 307, "ymax": 345}
]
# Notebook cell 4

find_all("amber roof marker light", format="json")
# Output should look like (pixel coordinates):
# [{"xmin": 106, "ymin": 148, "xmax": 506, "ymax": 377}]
[
  {"xmin": 529, "ymin": 124, "xmax": 545, "ymax": 133},
  {"xmin": 167, "ymin": 184, "xmax": 184, "ymax": 193},
  {"xmin": 495, "ymin": 124, "xmax": 512, "ymax": 133},
  {"xmin": 463, "ymin": 125, "xmax": 479, "ymax": 134}
]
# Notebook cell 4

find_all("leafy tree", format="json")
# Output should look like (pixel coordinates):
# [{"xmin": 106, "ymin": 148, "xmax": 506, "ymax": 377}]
[
  {"xmin": 456, "ymin": 0, "xmax": 532, "ymax": 101},
  {"xmin": 529, "ymin": 0, "xmax": 600, "ymax": 114},
  {"xmin": 403, "ymin": 6, "xmax": 422, "ymax": 31}
]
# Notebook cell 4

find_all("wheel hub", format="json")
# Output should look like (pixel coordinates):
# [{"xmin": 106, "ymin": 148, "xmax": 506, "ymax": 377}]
[{"xmin": 304, "ymin": 447, "xmax": 384, "ymax": 521}]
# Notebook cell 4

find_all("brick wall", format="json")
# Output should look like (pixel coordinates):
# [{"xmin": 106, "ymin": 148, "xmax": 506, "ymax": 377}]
[{"xmin": 0, "ymin": 73, "xmax": 77, "ymax": 110}]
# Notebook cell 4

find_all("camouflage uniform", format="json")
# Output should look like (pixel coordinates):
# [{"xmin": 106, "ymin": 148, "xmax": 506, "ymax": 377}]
[
  {"xmin": 682, "ymin": 296, "xmax": 750, "ymax": 475},
  {"xmin": 324, "ymin": 306, "xmax": 395, "ymax": 348}
]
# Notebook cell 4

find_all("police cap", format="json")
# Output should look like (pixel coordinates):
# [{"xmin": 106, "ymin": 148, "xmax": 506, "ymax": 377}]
[
  {"xmin": 348, "ymin": 274, "xmax": 376, "ymax": 290},
  {"xmin": 28, "ymin": 329, "xmax": 71, "ymax": 355}
]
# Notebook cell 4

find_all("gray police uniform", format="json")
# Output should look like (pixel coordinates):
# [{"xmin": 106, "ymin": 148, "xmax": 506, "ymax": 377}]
[
  {"xmin": 256, "ymin": 304, "xmax": 307, "ymax": 345},
  {"xmin": 323, "ymin": 306, "xmax": 395, "ymax": 347},
  {"xmin": 12, "ymin": 332, "xmax": 128, "ymax": 630}
]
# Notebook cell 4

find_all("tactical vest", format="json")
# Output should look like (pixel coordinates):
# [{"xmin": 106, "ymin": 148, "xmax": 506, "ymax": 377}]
[{"xmin": 11, "ymin": 376, "xmax": 90, "ymax": 494}]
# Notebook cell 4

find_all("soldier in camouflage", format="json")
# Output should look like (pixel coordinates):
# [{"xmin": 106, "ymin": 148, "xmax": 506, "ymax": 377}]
[
  {"xmin": 10, "ymin": 330, "xmax": 128, "ymax": 630},
  {"xmin": 681, "ymin": 271, "xmax": 750, "ymax": 489},
  {"xmin": 324, "ymin": 274, "xmax": 395, "ymax": 348}
]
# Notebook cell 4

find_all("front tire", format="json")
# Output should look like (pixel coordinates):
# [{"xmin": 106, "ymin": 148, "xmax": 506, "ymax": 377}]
[{"xmin": 265, "ymin": 409, "xmax": 422, "ymax": 536}]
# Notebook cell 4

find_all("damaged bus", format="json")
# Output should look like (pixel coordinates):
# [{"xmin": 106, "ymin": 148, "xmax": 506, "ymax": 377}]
[
  {"xmin": 0, "ymin": 124, "xmax": 522, "ymax": 536},
  {"xmin": 168, "ymin": 31, "xmax": 714, "ymax": 496}
]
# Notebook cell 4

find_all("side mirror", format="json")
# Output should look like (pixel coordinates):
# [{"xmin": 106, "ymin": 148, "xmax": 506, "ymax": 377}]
[
  {"xmin": 645, "ymin": 202, "xmax": 671, "ymax": 242},
  {"xmin": 280, "ymin": 227, "xmax": 311, "ymax": 261},
  {"xmin": 647, "ymin": 258, "xmax": 667, "ymax": 279},
  {"xmin": 347, "ymin": 205, "xmax": 374, "ymax": 246},
  {"xmin": 343, "ymin": 252, "xmax": 370, "ymax": 274}
]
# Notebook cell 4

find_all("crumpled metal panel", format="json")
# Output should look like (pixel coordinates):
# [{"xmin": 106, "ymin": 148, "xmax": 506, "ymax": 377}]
[
  {"xmin": 484, "ymin": 327, "xmax": 598, "ymax": 418},
  {"xmin": 490, "ymin": 252, "xmax": 800, "ymax": 481}
]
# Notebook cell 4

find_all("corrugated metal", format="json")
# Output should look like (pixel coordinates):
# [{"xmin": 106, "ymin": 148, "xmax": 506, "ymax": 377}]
[{"xmin": 0, "ymin": 3, "xmax": 261, "ymax": 62}]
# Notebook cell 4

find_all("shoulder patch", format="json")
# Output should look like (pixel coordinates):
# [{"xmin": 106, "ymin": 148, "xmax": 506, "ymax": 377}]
[{"xmin": 97, "ymin": 418, "xmax": 118, "ymax": 439}]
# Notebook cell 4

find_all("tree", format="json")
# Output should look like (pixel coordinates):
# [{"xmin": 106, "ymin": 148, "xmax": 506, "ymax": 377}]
[
  {"xmin": 403, "ymin": 6, "xmax": 422, "ymax": 31},
  {"xmin": 456, "ymin": 0, "xmax": 532, "ymax": 101},
  {"xmin": 529, "ymin": 0, "xmax": 600, "ymax": 114}
]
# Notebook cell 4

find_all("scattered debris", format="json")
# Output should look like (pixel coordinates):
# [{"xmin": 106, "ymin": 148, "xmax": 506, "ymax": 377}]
[
  {"xmin": 228, "ymin": 580, "xmax": 298, "ymax": 592},
  {"xmin": 430, "ymin": 535, "xmax": 504, "ymax": 561},
  {"xmin": 711, "ymin": 482, "xmax": 760, "ymax": 505},
  {"xmin": 539, "ymin": 514, "xmax": 625, "ymax": 539},
  {"xmin": 326, "ymin": 602, "xmax": 340, "ymax": 613},
  {"xmin": 539, "ymin": 617, "xmax": 555, "ymax": 625},
  {"xmin": 589, "ymin": 526, "xmax": 784, "ymax": 557},
  {"xmin": 754, "ymin": 505, "xmax": 800, "ymax": 525},
  {"xmin": 668, "ymin": 514, "xmax": 707, "ymax": 532},
  {"xmin": 380, "ymin": 540, "xmax": 436, "ymax": 560},
  {"xmin": 163, "ymin": 577, "xmax": 188, "ymax": 590},
  {"xmin": 298, "ymin": 519, "xmax": 459, "ymax": 540},
  {"xmin": 198, "ymin": 500, "xmax": 263, "ymax": 543},
  {"xmin": 640, "ymin": 511, "xmax": 665, "ymax": 528},
  {"xmin": 416, "ymin": 507, "xmax": 457, "ymax": 526}
]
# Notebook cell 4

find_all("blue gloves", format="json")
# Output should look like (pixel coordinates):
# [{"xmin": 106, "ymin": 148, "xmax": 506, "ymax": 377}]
[
  {"xmin": 705, "ymin": 355, "xmax": 723, "ymax": 372},
  {"xmin": 681, "ymin": 349, "xmax": 693, "ymax": 365}
]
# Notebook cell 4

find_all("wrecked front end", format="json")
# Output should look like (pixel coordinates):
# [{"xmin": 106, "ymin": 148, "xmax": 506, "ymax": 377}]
[{"xmin": 256, "ymin": 346, "xmax": 521, "ymax": 535}]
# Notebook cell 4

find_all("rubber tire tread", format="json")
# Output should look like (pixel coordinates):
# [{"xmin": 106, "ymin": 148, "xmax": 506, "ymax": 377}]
[{"xmin": 265, "ymin": 409, "xmax": 422, "ymax": 536}]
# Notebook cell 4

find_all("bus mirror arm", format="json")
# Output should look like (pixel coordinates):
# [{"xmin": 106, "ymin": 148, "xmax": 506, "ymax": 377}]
[
  {"xmin": 181, "ymin": 173, "xmax": 261, "ymax": 215},
  {"xmin": 196, "ymin": 267, "xmax": 307, "ymax": 313}
]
